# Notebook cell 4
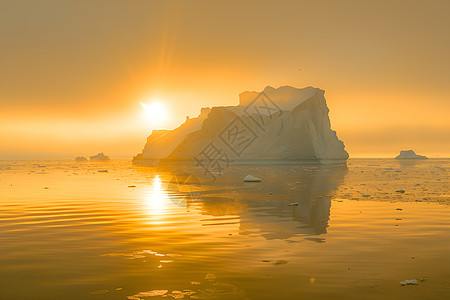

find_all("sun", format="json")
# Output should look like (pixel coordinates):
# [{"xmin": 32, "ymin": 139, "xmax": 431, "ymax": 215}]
[{"xmin": 140, "ymin": 100, "xmax": 168, "ymax": 127}]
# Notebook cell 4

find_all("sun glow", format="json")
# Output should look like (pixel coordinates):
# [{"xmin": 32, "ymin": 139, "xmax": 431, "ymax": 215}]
[{"xmin": 140, "ymin": 100, "xmax": 169, "ymax": 127}]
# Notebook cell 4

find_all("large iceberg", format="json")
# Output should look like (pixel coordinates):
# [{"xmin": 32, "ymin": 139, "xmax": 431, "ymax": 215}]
[
  {"xmin": 395, "ymin": 150, "xmax": 428, "ymax": 159},
  {"xmin": 134, "ymin": 86, "xmax": 349, "ymax": 164}
]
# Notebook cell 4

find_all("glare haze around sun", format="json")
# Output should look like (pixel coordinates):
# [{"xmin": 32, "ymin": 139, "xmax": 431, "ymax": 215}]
[{"xmin": 140, "ymin": 100, "xmax": 169, "ymax": 128}]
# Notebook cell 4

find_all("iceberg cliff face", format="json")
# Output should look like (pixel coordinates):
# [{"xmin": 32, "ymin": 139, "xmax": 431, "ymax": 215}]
[{"xmin": 134, "ymin": 86, "xmax": 348, "ymax": 164}]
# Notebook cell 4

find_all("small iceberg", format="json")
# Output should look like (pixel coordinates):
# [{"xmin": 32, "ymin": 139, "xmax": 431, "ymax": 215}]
[
  {"xmin": 90, "ymin": 152, "xmax": 110, "ymax": 161},
  {"xmin": 75, "ymin": 156, "xmax": 88, "ymax": 162},
  {"xmin": 243, "ymin": 175, "xmax": 261, "ymax": 182},
  {"xmin": 395, "ymin": 150, "xmax": 427, "ymax": 159}
]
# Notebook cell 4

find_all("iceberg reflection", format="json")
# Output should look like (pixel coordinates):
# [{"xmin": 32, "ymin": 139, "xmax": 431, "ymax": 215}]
[{"xmin": 135, "ymin": 163, "xmax": 347, "ymax": 239}]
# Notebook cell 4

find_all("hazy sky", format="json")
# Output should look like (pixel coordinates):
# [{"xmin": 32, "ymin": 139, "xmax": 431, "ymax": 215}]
[{"xmin": 1, "ymin": 0, "xmax": 449, "ymax": 158}]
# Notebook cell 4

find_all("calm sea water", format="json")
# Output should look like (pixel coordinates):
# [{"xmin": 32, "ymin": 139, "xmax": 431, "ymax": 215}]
[{"xmin": 0, "ymin": 159, "xmax": 449, "ymax": 299}]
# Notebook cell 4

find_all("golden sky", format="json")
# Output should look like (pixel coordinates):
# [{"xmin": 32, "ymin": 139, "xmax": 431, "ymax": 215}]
[{"xmin": 1, "ymin": 0, "xmax": 449, "ymax": 158}]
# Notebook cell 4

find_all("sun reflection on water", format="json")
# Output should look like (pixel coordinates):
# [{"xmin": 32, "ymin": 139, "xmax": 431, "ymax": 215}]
[{"xmin": 144, "ymin": 176, "xmax": 170, "ymax": 220}]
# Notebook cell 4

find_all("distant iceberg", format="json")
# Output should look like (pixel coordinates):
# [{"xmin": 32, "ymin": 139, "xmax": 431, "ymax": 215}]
[
  {"xmin": 395, "ymin": 150, "xmax": 428, "ymax": 159},
  {"xmin": 75, "ymin": 156, "xmax": 88, "ymax": 162},
  {"xmin": 90, "ymin": 152, "xmax": 110, "ymax": 161},
  {"xmin": 134, "ymin": 86, "xmax": 349, "ymax": 164}
]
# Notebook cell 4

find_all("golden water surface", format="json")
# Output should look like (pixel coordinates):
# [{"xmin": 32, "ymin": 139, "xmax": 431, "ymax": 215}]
[{"xmin": 0, "ymin": 159, "xmax": 449, "ymax": 299}]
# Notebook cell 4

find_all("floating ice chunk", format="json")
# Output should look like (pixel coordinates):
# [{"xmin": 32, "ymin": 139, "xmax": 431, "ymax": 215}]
[
  {"xmin": 243, "ymin": 175, "xmax": 261, "ymax": 182},
  {"xmin": 400, "ymin": 279, "xmax": 418, "ymax": 286},
  {"xmin": 167, "ymin": 290, "xmax": 185, "ymax": 299},
  {"xmin": 90, "ymin": 290, "xmax": 109, "ymax": 294},
  {"xmin": 127, "ymin": 290, "xmax": 168, "ymax": 299},
  {"xmin": 419, "ymin": 277, "xmax": 427, "ymax": 282},
  {"xmin": 272, "ymin": 260, "xmax": 289, "ymax": 266}
]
